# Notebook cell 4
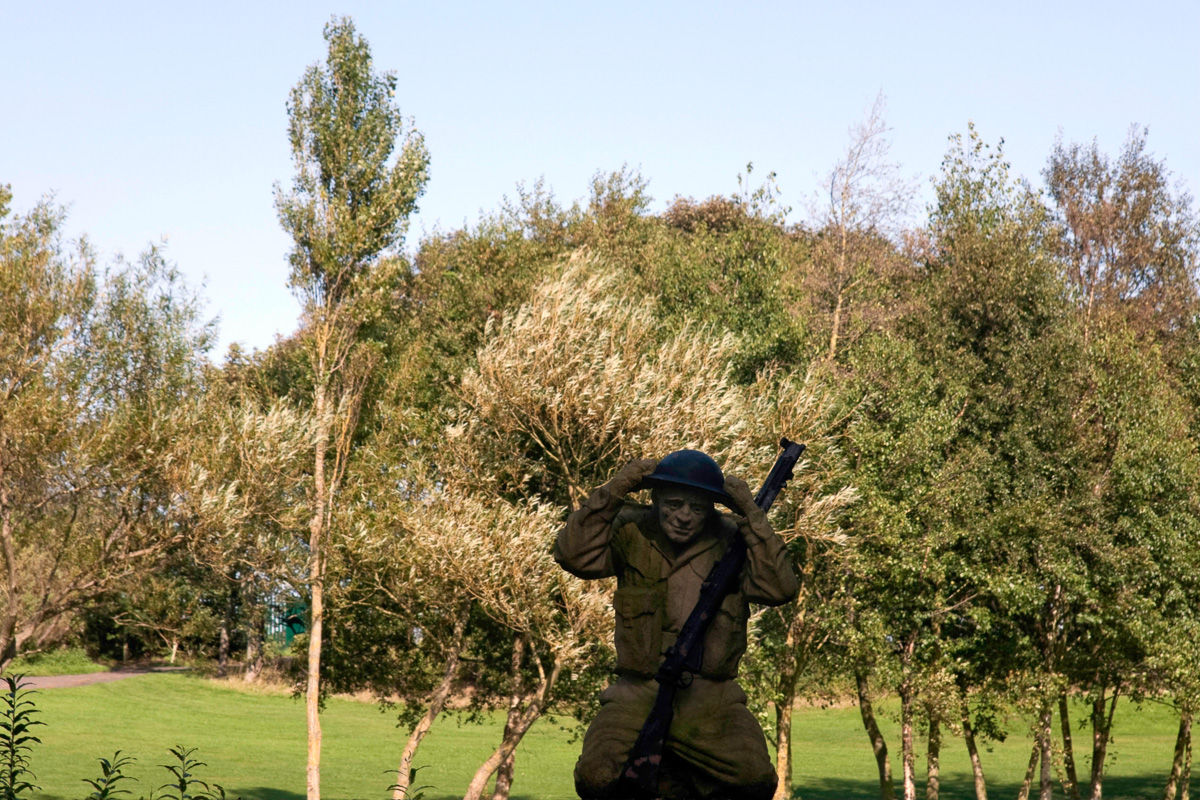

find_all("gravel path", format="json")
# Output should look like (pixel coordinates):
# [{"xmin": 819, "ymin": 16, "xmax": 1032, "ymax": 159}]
[{"xmin": 22, "ymin": 665, "xmax": 191, "ymax": 690}]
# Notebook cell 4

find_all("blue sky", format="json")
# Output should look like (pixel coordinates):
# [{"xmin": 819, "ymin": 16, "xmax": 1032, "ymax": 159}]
[{"xmin": 4, "ymin": 1, "xmax": 1198, "ymax": 356}]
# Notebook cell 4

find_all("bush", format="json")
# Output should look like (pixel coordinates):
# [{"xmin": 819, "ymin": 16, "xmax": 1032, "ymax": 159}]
[{"xmin": 6, "ymin": 647, "xmax": 107, "ymax": 677}]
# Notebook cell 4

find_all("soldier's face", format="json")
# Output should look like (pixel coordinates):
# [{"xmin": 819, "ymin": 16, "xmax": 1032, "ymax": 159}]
[{"xmin": 654, "ymin": 488, "xmax": 714, "ymax": 545}]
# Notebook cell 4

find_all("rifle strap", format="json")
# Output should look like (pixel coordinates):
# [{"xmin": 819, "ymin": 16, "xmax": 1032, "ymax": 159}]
[{"xmin": 677, "ymin": 534, "xmax": 746, "ymax": 675}]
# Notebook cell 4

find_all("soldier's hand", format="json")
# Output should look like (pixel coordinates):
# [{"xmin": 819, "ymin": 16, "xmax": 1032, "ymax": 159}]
[
  {"xmin": 608, "ymin": 458, "xmax": 659, "ymax": 496},
  {"xmin": 724, "ymin": 475, "xmax": 757, "ymax": 514},
  {"xmin": 726, "ymin": 475, "xmax": 773, "ymax": 544}
]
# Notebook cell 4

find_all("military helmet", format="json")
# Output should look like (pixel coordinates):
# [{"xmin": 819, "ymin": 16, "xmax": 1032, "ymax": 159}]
[{"xmin": 641, "ymin": 449, "xmax": 736, "ymax": 507}]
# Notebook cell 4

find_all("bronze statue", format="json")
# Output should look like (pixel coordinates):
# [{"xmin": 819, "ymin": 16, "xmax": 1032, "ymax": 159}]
[{"xmin": 554, "ymin": 449, "xmax": 799, "ymax": 799}]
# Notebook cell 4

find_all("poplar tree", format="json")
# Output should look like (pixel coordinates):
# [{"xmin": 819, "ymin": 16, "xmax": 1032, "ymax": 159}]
[{"xmin": 274, "ymin": 17, "xmax": 429, "ymax": 799}]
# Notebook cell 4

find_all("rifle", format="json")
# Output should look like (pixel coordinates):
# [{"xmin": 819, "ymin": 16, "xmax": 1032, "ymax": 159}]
[{"xmin": 616, "ymin": 437, "xmax": 806, "ymax": 797}]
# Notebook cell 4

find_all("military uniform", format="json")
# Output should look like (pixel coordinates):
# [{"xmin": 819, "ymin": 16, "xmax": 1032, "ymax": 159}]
[{"xmin": 554, "ymin": 473, "xmax": 798, "ymax": 800}]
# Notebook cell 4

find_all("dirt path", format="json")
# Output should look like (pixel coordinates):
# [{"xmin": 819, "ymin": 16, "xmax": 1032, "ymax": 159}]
[{"xmin": 22, "ymin": 665, "xmax": 191, "ymax": 690}]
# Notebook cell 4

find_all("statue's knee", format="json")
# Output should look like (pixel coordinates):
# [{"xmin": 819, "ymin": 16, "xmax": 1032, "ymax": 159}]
[
  {"xmin": 573, "ymin": 752, "xmax": 623, "ymax": 799},
  {"xmin": 722, "ymin": 770, "xmax": 777, "ymax": 800}
]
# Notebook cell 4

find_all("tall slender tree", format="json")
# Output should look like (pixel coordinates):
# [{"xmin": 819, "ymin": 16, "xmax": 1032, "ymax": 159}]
[{"xmin": 274, "ymin": 16, "xmax": 429, "ymax": 799}]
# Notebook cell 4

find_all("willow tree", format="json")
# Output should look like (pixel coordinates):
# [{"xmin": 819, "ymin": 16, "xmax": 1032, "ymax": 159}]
[
  {"xmin": 167, "ymin": 386, "xmax": 314, "ymax": 679},
  {"xmin": 0, "ymin": 189, "xmax": 210, "ymax": 671},
  {"xmin": 424, "ymin": 255, "xmax": 791, "ymax": 798},
  {"xmin": 273, "ymin": 16, "xmax": 429, "ymax": 799}
]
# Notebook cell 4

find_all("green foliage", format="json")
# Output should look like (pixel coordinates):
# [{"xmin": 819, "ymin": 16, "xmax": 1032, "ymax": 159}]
[
  {"xmin": 152, "ymin": 745, "xmax": 237, "ymax": 800},
  {"xmin": 387, "ymin": 764, "xmax": 432, "ymax": 799},
  {"xmin": 76, "ymin": 747, "xmax": 242, "ymax": 800},
  {"xmin": 81, "ymin": 751, "xmax": 137, "ymax": 799},
  {"xmin": 275, "ymin": 16, "xmax": 430, "ymax": 304},
  {"xmin": 0, "ymin": 190, "xmax": 210, "ymax": 670},
  {"xmin": 0, "ymin": 675, "xmax": 42, "ymax": 800}
]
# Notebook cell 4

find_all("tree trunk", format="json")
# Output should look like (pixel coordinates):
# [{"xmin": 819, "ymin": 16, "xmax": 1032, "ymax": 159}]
[
  {"xmin": 306, "ymin": 378, "xmax": 330, "ymax": 800},
  {"xmin": 218, "ymin": 597, "xmax": 231, "ymax": 677},
  {"xmin": 462, "ymin": 639, "xmax": 562, "ymax": 800},
  {"xmin": 960, "ymin": 699, "xmax": 988, "ymax": 800},
  {"xmin": 856, "ymin": 670, "xmax": 897, "ymax": 800},
  {"xmin": 491, "ymin": 752, "xmax": 515, "ymax": 800},
  {"xmin": 1017, "ymin": 740, "xmax": 1039, "ymax": 800},
  {"xmin": 1183, "ymin": 723, "xmax": 1192, "ymax": 800},
  {"xmin": 217, "ymin": 624, "xmax": 229, "ymax": 674},
  {"xmin": 827, "ymin": 215, "xmax": 850, "ymax": 361},
  {"xmin": 464, "ymin": 710, "xmax": 541, "ymax": 800},
  {"xmin": 772, "ymin": 610, "xmax": 804, "ymax": 800},
  {"xmin": 774, "ymin": 696, "xmax": 794, "ymax": 800},
  {"xmin": 1165, "ymin": 710, "xmax": 1193, "ymax": 800},
  {"xmin": 828, "ymin": 288, "xmax": 845, "ymax": 361},
  {"xmin": 1039, "ymin": 702, "xmax": 1054, "ymax": 800},
  {"xmin": 305, "ymin": 558, "xmax": 325, "ymax": 800},
  {"xmin": 1060, "ymin": 692, "xmax": 1080, "ymax": 800},
  {"xmin": 899, "ymin": 682, "xmax": 916, "ymax": 800},
  {"xmin": 0, "ymin": 478, "xmax": 18, "ymax": 671},
  {"xmin": 392, "ymin": 619, "xmax": 466, "ymax": 800},
  {"xmin": 1088, "ymin": 686, "xmax": 1119, "ymax": 800},
  {"xmin": 243, "ymin": 586, "xmax": 264, "ymax": 683},
  {"xmin": 491, "ymin": 633, "xmax": 526, "ymax": 800},
  {"xmin": 926, "ymin": 709, "xmax": 940, "ymax": 800}
]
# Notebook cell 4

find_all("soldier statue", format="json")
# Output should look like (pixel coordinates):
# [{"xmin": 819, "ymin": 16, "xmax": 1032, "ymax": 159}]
[{"xmin": 554, "ymin": 450, "xmax": 798, "ymax": 800}]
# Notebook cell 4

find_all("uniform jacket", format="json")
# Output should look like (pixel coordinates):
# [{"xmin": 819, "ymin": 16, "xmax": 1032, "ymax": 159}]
[{"xmin": 554, "ymin": 480, "xmax": 798, "ymax": 680}]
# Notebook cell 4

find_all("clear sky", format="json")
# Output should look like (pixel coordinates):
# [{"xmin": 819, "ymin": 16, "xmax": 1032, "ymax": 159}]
[{"xmin": 4, "ymin": 1, "xmax": 1198, "ymax": 357}]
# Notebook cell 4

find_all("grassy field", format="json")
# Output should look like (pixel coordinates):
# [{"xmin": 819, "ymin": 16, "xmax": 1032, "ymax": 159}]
[{"xmin": 18, "ymin": 673, "xmax": 1183, "ymax": 800}]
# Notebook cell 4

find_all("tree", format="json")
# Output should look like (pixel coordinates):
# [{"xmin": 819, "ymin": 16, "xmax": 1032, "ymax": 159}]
[
  {"xmin": 918, "ymin": 126, "xmax": 1073, "ymax": 800},
  {"xmin": 653, "ymin": 170, "xmax": 808, "ymax": 377},
  {"xmin": 736, "ymin": 366, "xmax": 856, "ymax": 800},
  {"xmin": 167, "ymin": 379, "xmax": 314, "ymax": 680},
  {"xmin": 0, "ymin": 190, "xmax": 210, "ymax": 671},
  {"xmin": 273, "ymin": 16, "xmax": 429, "ymax": 799},
  {"xmin": 805, "ymin": 93, "xmax": 914, "ymax": 362},
  {"xmin": 831, "ymin": 126, "xmax": 1074, "ymax": 800},
  {"xmin": 1045, "ymin": 127, "xmax": 1200, "ymax": 345}
]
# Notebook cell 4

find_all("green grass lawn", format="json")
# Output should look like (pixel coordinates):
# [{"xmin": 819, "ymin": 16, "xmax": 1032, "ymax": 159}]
[{"xmin": 20, "ymin": 673, "xmax": 1183, "ymax": 800}]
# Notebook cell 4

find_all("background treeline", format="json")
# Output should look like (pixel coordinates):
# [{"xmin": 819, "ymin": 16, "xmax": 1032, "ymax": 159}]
[{"xmin": 3, "ymin": 17, "xmax": 1200, "ymax": 800}]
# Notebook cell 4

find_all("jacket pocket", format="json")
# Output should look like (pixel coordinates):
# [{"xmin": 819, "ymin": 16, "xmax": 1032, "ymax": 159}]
[
  {"xmin": 614, "ymin": 586, "xmax": 662, "ymax": 676},
  {"xmin": 700, "ymin": 591, "xmax": 749, "ymax": 678}
]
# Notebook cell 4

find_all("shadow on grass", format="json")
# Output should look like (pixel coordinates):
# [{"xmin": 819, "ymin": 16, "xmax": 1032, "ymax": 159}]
[
  {"xmin": 789, "ymin": 773, "xmax": 1167, "ymax": 800},
  {"xmin": 33, "ymin": 776, "xmax": 1169, "ymax": 800},
  {"xmin": 36, "ymin": 790, "xmax": 304, "ymax": 800}
]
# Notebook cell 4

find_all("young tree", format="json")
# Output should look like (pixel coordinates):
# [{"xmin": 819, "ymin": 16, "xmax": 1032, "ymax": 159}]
[
  {"xmin": 273, "ymin": 16, "xmax": 429, "ymax": 799},
  {"xmin": 805, "ymin": 93, "xmax": 914, "ymax": 362}
]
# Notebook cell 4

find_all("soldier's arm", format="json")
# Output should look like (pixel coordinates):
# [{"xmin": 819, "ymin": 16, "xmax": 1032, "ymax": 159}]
[
  {"xmin": 725, "ymin": 476, "xmax": 799, "ymax": 606},
  {"xmin": 553, "ymin": 458, "xmax": 657, "ymax": 580}
]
